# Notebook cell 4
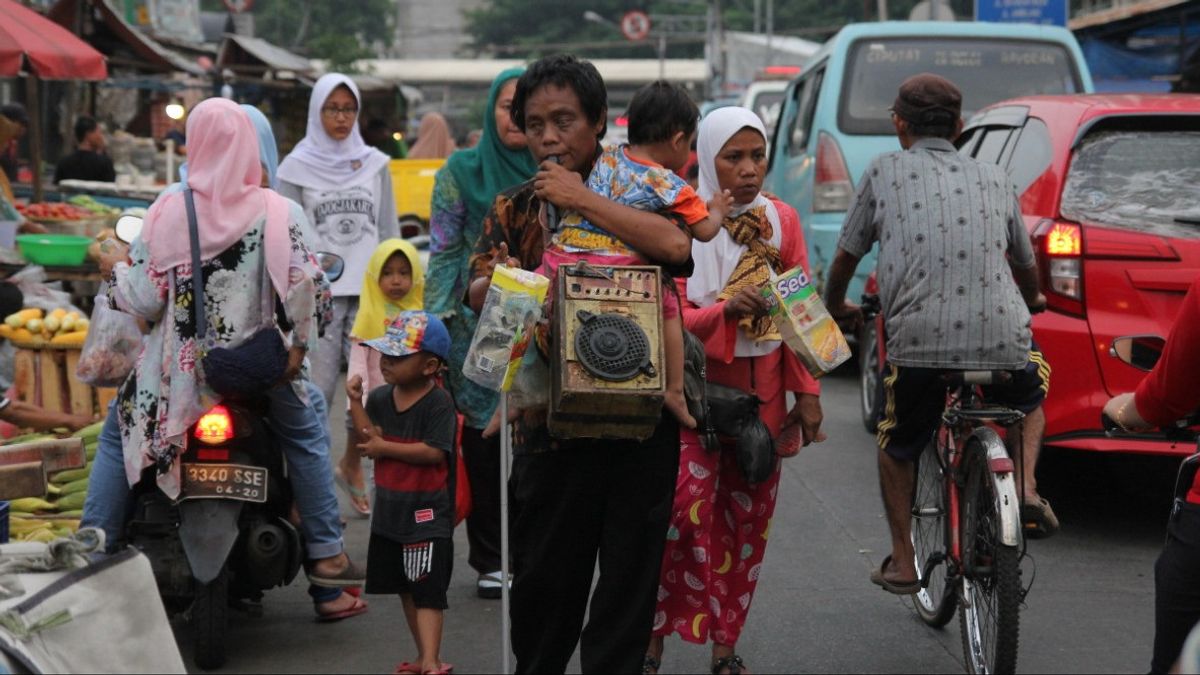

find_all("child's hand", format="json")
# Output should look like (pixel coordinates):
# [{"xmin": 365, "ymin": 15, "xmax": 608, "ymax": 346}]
[
  {"xmin": 346, "ymin": 375, "xmax": 364, "ymax": 402},
  {"xmin": 357, "ymin": 425, "xmax": 387, "ymax": 459},
  {"xmin": 708, "ymin": 189, "xmax": 734, "ymax": 221}
]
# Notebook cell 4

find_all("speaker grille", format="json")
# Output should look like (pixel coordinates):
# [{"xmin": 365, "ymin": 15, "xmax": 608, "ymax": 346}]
[{"xmin": 574, "ymin": 310, "xmax": 653, "ymax": 382}]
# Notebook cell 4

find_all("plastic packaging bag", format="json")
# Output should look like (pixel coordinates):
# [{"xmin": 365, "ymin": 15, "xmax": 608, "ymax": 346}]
[
  {"xmin": 7, "ymin": 266, "xmax": 84, "ymax": 315},
  {"xmin": 75, "ymin": 284, "xmax": 142, "ymax": 387},
  {"xmin": 463, "ymin": 265, "xmax": 549, "ymax": 392}
]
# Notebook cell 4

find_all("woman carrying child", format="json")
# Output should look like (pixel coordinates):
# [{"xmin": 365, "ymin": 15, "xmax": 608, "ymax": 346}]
[
  {"xmin": 347, "ymin": 311, "xmax": 457, "ymax": 675},
  {"xmin": 644, "ymin": 107, "xmax": 825, "ymax": 675},
  {"xmin": 278, "ymin": 73, "xmax": 400, "ymax": 517}
]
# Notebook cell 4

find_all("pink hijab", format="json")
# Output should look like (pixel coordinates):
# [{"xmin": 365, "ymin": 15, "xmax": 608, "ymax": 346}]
[{"xmin": 141, "ymin": 98, "xmax": 290, "ymax": 300}]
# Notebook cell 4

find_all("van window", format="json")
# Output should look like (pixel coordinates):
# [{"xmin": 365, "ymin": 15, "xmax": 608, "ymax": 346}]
[
  {"xmin": 839, "ymin": 38, "xmax": 1080, "ymax": 136},
  {"xmin": 789, "ymin": 69, "xmax": 824, "ymax": 156},
  {"xmin": 974, "ymin": 128, "xmax": 1014, "ymax": 166},
  {"xmin": 1006, "ymin": 119, "xmax": 1053, "ymax": 194}
]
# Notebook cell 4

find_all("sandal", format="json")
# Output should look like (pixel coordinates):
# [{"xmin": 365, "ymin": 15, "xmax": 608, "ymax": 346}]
[
  {"xmin": 643, "ymin": 654, "xmax": 661, "ymax": 675},
  {"xmin": 1021, "ymin": 496, "xmax": 1060, "ymax": 539},
  {"xmin": 306, "ymin": 557, "xmax": 367, "ymax": 587},
  {"xmin": 712, "ymin": 654, "xmax": 746, "ymax": 675},
  {"xmin": 314, "ymin": 592, "xmax": 368, "ymax": 623},
  {"xmin": 335, "ymin": 465, "xmax": 372, "ymax": 518},
  {"xmin": 869, "ymin": 555, "xmax": 920, "ymax": 595}
]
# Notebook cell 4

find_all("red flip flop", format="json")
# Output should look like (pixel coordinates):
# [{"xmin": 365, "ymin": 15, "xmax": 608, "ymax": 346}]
[{"xmin": 314, "ymin": 593, "xmax": 368, "ymax": 623}]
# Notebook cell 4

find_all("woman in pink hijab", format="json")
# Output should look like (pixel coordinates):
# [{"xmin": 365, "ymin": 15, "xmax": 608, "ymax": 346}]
[
  {"xmin": 407, "ymin": 112, "xmax": 457, "ymax": 159},
  {"xmin": 96, "ymin": 97, "xmax": 368, "ymax": 620}
]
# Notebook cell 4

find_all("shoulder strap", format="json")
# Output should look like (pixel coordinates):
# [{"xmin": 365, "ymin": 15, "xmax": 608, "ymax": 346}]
[{"xmin": 184, "ymin": 189, "xmax": 206, "ymax": 340}]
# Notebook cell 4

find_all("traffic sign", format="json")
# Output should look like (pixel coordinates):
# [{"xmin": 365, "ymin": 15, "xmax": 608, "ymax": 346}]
[
  {"xmin": 976, "ymin": 0, "xmax": 1067, "ymax": 26},
  {"xmin": 621, "ymin": 10, "xmax": 652, "ymax": 41}
]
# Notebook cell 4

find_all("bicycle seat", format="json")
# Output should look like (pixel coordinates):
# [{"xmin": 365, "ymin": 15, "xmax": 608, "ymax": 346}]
[{"xmin": 940, "ymin": 370, "xmax": 1015, "ymax": 387}]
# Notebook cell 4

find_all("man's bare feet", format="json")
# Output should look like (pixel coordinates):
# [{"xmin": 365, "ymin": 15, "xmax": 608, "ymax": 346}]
[{"xmin": 665, "ymin": 390, "xmax": 697, "ymax": 429}]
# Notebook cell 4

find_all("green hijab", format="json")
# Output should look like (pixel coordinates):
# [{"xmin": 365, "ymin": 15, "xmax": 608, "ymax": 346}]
[{"xmin": 443, "ymin": 67, "xmax": 537, "ymax": 229}]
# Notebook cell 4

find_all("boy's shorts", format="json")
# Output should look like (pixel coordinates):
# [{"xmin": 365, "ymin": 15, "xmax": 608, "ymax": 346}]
[
  {"xmin": 874, "ymin": 345, "xmax": 1051, "ymax": 463},
  {"xmin": 364, "ymin": 535, "xmax": 453, "ymax": 609}
]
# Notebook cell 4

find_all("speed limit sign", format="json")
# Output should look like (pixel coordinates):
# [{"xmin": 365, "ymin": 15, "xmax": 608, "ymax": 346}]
[{"xmin": 620, "ymin": 10, "xmax": 652, "ymax": 42}]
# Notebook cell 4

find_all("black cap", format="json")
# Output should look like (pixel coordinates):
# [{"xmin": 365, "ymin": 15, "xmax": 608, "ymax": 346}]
[
  {"xmin": 892, "ymin": 73, "xmax": 962, "ymax": 127},
  {"xmin": 0, "ymin": 103, "xmax": 28, "ymax": 127}
]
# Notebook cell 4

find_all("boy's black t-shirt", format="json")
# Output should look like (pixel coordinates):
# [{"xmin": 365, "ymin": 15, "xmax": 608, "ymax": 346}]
[{"xmin": 365, "ymin": 384, "xmax": 457, "ymax": 543}]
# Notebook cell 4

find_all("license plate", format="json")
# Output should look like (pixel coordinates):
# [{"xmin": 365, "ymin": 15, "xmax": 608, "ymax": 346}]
[{"xmin": 181, "ymin": 463, "xmax": 268, "ymax": 503}]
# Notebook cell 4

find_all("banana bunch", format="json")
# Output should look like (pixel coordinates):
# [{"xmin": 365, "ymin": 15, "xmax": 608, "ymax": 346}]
[{"xmin": 5, "ymin": 421, "xmax": 103, "ymax": 542}]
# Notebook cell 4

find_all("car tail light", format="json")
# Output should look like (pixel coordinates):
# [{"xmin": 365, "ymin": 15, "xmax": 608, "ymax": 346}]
[
  {"xmin": 813, "ymin": 132, "xmax": 853, "ymax": 212},
  {"xmin": 195, "ymin": 405, "xmax": 235, "ymax": 445},
  {"xmin": 1033, "ymin": 218, "xmax": 1084, "ymax": 317}
]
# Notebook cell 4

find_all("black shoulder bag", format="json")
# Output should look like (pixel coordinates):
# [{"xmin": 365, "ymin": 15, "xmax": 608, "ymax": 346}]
[{"xmin": 184, "ymin": 189, "xmax": 289, "ymax": 397}]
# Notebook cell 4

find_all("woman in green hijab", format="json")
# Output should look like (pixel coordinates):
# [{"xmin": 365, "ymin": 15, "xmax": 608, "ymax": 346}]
[{"xmin": 425, "ymin": 67, "xmax": 536, "ymax": 599}]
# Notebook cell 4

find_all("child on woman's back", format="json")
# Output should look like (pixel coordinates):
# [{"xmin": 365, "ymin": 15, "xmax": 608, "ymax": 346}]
[
  {"xmin": 347, "ymin": 311, "xmax": 457, "ymax": 675},
  {"xmin": 338, "ymin": 239, "xmax": 425, "ymax": 518}
]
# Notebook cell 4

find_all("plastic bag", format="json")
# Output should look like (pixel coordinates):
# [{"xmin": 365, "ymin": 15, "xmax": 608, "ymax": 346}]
[
  {"xmin": 463, "ymin": 265, "xmax": 549, "ymax": 392},
  {"xmin": 75, "ymin": 285, "xmax": 142, "ymax": 387},
  {"xmin": 7, "ymin": 266, "xmax": 83, "ymax": 315},
  {"xmin": 508, "ymin": 347, "xmax": 549, "ymax": 409}
]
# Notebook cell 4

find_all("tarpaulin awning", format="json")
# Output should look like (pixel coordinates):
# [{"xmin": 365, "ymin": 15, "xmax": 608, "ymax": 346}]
[{"xmin": 0, "ymin": 0, "xmax": 107, "ymax": 80}]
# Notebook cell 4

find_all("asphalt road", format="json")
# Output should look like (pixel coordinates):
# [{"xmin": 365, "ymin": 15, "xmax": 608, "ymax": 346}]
[{"xmin": 176, "ymin": 367, "xmax": 1178, "ymax": 674}]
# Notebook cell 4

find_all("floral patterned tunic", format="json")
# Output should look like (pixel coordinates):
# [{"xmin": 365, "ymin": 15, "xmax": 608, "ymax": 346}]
[{"xmin": 111, "ymin": 202, "xmax": 326, "ymax": 498}]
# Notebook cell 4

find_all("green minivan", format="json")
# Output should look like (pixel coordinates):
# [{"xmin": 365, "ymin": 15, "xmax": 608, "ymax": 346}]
[{"xmin": 765, "ymin": 21, "xmax": 1094, "ymax": 300}]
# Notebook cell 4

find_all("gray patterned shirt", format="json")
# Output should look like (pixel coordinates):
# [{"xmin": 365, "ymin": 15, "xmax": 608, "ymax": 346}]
[{"xmin": 839, "ymin": 137, "xmax": 1036, "ymax": 370}]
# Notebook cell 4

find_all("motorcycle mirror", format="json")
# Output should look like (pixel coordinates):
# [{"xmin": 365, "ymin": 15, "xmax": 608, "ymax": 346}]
[
  {"xmin": 1110, "ymin": 335, "xmax": 1166, "ymax": 372},
  {"xmin": 114, "ymin": 215, "xmax": 144, "ymax": 244},
  {"xmin": 316, "ymin": 252, "xmax": 345, "ymax": 283}
]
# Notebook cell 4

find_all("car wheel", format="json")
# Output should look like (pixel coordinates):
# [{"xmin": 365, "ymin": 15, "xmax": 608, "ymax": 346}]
[{"xmin": 860, "ymin": 320, "xmax": 882, "ymax": 434}]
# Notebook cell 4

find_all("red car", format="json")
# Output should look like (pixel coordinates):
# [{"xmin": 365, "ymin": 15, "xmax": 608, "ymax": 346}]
[{"xmin": 859, "ymin": 94, "xmax": 1200, "ymax": 456}]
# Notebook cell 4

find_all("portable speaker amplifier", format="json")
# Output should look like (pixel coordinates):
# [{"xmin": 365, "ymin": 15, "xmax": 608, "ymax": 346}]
[{"xmin": 549, "ymin": 263, "xmax": 665, "ymax": 440}]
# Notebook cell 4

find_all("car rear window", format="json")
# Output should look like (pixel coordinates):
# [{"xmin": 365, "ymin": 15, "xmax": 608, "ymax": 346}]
[
  {"xmin": 1061, "ymin": 130, "xmax": 1200, "ymax": 239},
  {"xmin": 840, "ymin": 38, "xmax": 1081, "ymax": 135}
]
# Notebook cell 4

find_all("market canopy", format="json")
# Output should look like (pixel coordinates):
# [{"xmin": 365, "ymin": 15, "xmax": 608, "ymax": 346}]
[{"xmin": 0, "ymin": 0, "xmax": 107, "ymax": 80}]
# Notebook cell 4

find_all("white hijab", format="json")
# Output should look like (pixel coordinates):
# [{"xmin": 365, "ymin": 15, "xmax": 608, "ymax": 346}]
[
  {"xmin": 277, "ymin": 73, "xmax": 390, "ymax": 191},
  {"xmin": 688, "ymin": 107, "xmax": 783, "ymax": 358}
]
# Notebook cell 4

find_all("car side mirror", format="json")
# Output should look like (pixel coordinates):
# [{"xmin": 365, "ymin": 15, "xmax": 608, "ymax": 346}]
[{"xmin": 1110, "ymin": 335, "xmax": 1166, "ymax": 372}]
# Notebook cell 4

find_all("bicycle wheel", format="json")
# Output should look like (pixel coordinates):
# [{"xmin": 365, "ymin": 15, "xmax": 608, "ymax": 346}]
[
  {"xmin": 959, "ymin": 451, "xmax": 1021, "ymax": 674},
  {"xmin": 911, "ymin": 440, "xmax": 956, "ymax": 626}
]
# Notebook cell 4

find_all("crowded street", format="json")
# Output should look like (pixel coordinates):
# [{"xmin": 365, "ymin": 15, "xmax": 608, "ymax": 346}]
[{"xmin": 171, "ymin": 370, "xmax": 1173, "ymax": 674}]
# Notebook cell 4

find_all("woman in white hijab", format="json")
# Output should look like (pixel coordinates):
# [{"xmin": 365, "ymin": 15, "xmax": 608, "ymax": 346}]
[
  {"xmin": 644, "ymin": 107, "xmax": 825, "ymax": 675},
  {"xmin": 278, "ymin": 73, "xmax": 399, "ymax": 514}
]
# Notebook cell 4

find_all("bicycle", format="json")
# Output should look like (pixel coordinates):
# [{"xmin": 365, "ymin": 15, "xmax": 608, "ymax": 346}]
[{"xmin": 862, "ymin": 296, "xmax": 1027, "ymax": 674}]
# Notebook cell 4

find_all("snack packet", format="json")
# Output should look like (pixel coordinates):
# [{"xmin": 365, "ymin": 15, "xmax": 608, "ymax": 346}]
[{"xmin": 761, "ymin": 266, "xmax": 851, "ymax": 377}]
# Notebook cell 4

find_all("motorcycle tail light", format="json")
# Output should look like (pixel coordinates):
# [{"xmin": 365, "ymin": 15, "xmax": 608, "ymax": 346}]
[
  {"xmin": 195, "ymin": 405, "xmax": 235, "ymax": 445},
  {"xmin": 197, "ymin": 448, "xmax": 230, "ymax": 461}
]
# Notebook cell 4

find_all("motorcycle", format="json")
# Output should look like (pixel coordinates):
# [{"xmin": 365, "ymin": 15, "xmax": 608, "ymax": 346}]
[
  {"xmin": 114, "ymin": 213, "xmax": 345, "ymax": 670},
  {"xmin": 1103, "ymin": 335, "xmax": 1200, "ymax": 512}
]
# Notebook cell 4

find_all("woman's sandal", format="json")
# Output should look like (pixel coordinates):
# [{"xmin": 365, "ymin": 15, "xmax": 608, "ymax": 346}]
[
  {"xmin": 712, "ymin": 654, "xmax": 747, "ymax": 675},
  {"xmin": 642, "ymin": 654, "xmax": 661, "ymax": 675}
]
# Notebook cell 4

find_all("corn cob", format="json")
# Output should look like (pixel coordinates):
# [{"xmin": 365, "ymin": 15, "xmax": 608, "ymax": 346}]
[
  {"xmin": 58, "ymin": 477, "xmax": 90, "ymax": 496},
  {"xmin": 50, "ymin": 465, "xmax": 90, "ymax": 484},
  {"xmin": 53, "ymin": 492, "xmax": 87, "ymax": 511}
]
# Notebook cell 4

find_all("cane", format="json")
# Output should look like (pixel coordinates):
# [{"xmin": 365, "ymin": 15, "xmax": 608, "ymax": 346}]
[{"xmin": 500, "ymin": 392, "xmax": 511, "ymax": 674}]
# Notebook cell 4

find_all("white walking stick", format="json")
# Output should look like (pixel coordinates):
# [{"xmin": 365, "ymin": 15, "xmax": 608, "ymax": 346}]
[{"xmin": 499, "ymin": 393, "xmax": 512, "ymax": 674}]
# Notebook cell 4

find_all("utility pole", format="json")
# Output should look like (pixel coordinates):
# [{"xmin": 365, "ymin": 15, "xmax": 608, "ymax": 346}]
[
  {"xmin": 766, "ymin": 0, "xmax": 774, "ymax": 68},
  {"xmin": 713, "ymin": 0, "xmax": 726, "ymax": 95},
  {"xmin": 877, "ymin": 0, "xmax": 888, "ymax": 20}
]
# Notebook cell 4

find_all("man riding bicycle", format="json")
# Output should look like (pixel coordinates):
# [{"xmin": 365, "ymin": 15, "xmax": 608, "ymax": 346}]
[{"xmin": 824, "ymin": 74, "xmax": 1054, "ymax": 595}]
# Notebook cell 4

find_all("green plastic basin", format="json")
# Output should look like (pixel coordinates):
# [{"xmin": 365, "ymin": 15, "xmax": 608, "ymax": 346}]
[{"xmin": 16, "ymin": 234, "xmax": 93, "ymax": 267}]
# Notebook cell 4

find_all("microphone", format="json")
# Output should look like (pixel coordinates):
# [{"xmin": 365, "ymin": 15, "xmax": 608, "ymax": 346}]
[{"xmin": 545, "ymin": 155, "xmax": 560, "ymax": 232}]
